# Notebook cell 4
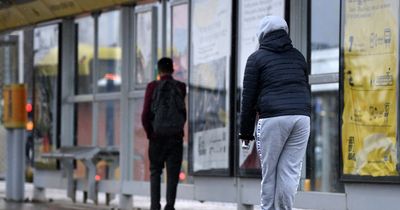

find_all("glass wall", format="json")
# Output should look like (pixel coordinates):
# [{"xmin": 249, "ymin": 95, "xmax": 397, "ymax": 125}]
[
  {"xmin": 97, "ymin": 100, "xmax": 121, "ymax": 147},
  {"xmin": 236, "ymin": 0, "xmax": 285, "ymax": 176},
  {"xmin": 33, "ymin": 25, "xmax": 60, "ymax": 170},
  {"xmin": 76, "ymin": 16, "xmax": 94, "ymax": 95},
  {"xmin": 131, "ymin": 2, "xmax": 191, "ymax": 183},
  {"xmin": 132, "ymin": 98, "xmax": 150, "ymax": 181},
  {"xmin": 171, "ymin": 3, "xmax": 189, "ymax": 82},
  {"xmin": 171, "ymin": 2, "xmax": 190, "ymax": 182},
  {"xmin": 135, "ymin": 10, "xmax": 154, "ymax": 88},
  {"xmin": 98, "ymin": 11, "xmax": 122, "ymax": 93},
  {"xmin": 75, "ymin": 102, "xmax": 93, "ymax": 146},
  {"xmin": 131, "ymin": 5, "xmax": 157, "ymax": 182},
  {"xmin": 309, "ymin": 91, "xmax": 343, "ymax": 192},
  {"xmin": 309, "ymin": 0, "xmax": 343, "ymax": 192},
  {"xmin": 73, "ymin": 10, "xmax": 122, "ymax": 180},
  {"xmin": 189, "ymin": 0, "xmax": 232, "ymax": 175}
]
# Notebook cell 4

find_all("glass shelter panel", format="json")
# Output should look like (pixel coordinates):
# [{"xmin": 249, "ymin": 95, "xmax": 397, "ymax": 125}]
[
  {"xmin": 97, "ymin": 100, "xmax": 121, "ymax": 147},
  {"xmin": 98, "ymin": 11, "xmax": 122, "ymax": 93},
  {"xmin": 171, "ymin": 3, "xmax": 189, "ymax": 82},
  {"xmin": 308, "ymin": 0, "xmax": 343, "ymax": 192},
  {"xmin": 76, "ymin": 16, "xmax": 95, "ymax": 95},
  {"xmin": 237, "ymin": 0, "xmax": 285, "ymax": 176},
  {"xmin": 75, "ymin": 102, "xmax": 93, "ymax": 146},
  {"xmin": 189, "ymin": 0, "xmax": 232, "ymax": 175},
  {"xmin": 311, "ymin": 0, "xmax": 340, "ymax": 75},
  {"xmin": 135, "ymin": 11, "xmax": 154, "ymax": 88},
  {"xmin": 33, "ymin": 25, "xmax": 59, "ymax": 169},
  {"xmin": 309, "ymin": 90, "xmax": 343, "ymax": 192},
  {"xmin": 171, "ymin": 2, "xmax": 190, "ymax": 183},
  {"xmin": 132, "ymin": 98, "xmax": 150, "ymax": 181}
]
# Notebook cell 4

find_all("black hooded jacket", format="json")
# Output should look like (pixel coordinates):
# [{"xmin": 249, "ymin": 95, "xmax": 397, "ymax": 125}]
[{"xmin": 239, "ymin": 29, "xmax": 311, "ymax": 140}]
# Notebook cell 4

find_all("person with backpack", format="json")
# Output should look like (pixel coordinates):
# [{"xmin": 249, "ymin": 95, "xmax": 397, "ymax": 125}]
[
  {"xmin": 142, "ymin": 57, "xmax": 186, "ymax": 210},
  {"xmin": 239, "ymin": 16, "xmax": 311, "ymax": 210}
]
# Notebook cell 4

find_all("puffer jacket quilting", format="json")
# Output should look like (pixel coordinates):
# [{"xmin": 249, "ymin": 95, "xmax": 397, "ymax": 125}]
[{"xmin": 239, "ymin": 29, "xmax": 311, "ymax": 140}]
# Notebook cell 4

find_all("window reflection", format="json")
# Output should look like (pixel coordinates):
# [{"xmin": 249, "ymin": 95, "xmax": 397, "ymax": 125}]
[
  {"xmin": 75, "ymin": 102, "xmax": 93, "ymax": 146},
  {"xmin": 171, "ymin": 3, "xmax": 191, "ymax": 183},
  {"xmin": 307, "ymin": 0, "xmax": 343, "ymax": 192},
  {"xmin": 33, "ymin": 25, "xmax": 59, "ymax": 169},
  {"xmin": 97, "ymin": 100, "xmax": 121, "ymax": 147},
  {"xmin": 74, "ymin": 102, "xmax": 93, "ymax": 178},
  {"xmin": 76, "ymin": 16, "xmax": 95, "ymax": 94},
  {"xmin": 172, "ymin": 4, "xmax": 189, "ymax": 82},
  {"xmin": 132, "ymin": 99, "xmax": 150, "ymax": 181},
  {"xmin": 135, "ymin": 11, "xmax": 154, "ymax": 87},
  {"xmin": 311, "ymin": 0, "xmax": 340, "ymax": 74},
  {"xmin": 308, "ymin": 91, "xmax": 344, "ymax": 192},
  {"xmin": 98, "ymin": 11, "xmax": 122, "ymax": 93}
]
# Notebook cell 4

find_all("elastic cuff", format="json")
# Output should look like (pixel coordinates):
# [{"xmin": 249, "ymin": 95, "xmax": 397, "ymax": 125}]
[{"xmin": 239, "ymin": 134, "xmax": 254, "ymax": 140}]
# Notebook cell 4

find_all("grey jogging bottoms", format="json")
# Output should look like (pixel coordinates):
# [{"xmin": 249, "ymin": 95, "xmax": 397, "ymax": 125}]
[{"xmin": 256, "ymin": 115, "xmax": 310, "ymax": 210}]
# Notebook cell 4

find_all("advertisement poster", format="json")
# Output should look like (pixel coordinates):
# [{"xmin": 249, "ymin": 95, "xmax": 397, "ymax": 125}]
[
  {"xmin": 191, "ymin": 0, "xmax": 231, "ymax": 90},
  {"xmin": 190, "ymin": 0, "xmax": 231, "ymax": 173},
  {"xmin": 238, "ymin": 0, "xmax": 285, "ymax": 171},
  {"xmin": 342, "ymin": 0, "xmax": 399, "ymax": 177},
  {"xmin": 238, "ymin": 0, "xmax": 285, "ymax": 87},
  {"xmin": 193, "ymin": 128, "xmax": 228, "ymax": 172}
]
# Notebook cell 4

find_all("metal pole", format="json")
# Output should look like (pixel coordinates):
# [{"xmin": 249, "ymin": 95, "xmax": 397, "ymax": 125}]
[
  {"xmin": 162, "ymin": 0, "xmax": 167, "ymax": 57},
  {"xmin": 119, "ymin": 6, "xmax": 134, "ymax": 210},
  {"xmin": 3, "ymin": 35, "xmax": 26, "ymax": 202},
  {"xmin": 6, "ymin": 129, "xmax": 26, "ymax": 201}
]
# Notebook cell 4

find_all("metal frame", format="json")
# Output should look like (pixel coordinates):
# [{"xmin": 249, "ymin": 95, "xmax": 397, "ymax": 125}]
[
  {"xmin": 60, "ymin": 19, "xmax": 76, "ymax": 148},
  {"xmin": 91, "ymin": 12, "xmax": 100, "ymax": 147}
]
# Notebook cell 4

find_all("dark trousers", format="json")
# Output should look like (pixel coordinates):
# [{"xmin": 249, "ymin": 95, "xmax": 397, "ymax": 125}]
[{"xmin": 149, "ymin": 137, "xmax": 183, "ymax": 210}]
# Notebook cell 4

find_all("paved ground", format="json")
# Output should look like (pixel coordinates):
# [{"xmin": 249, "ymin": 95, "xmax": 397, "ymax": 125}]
[{"xmin": 0, "ymin": 182, "xmax": 313, "ymax": 210}]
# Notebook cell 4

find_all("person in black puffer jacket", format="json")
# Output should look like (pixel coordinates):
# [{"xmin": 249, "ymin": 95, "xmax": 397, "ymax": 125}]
[{"xmin": 239, "ymin": 16, "xmax": 311, "ymax": 210}]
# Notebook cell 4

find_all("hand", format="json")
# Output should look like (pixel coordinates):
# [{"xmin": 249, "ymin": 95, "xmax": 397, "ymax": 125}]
[{"xmin": 240, "ymin": 139, "xmax": 251, "ymax": 150}]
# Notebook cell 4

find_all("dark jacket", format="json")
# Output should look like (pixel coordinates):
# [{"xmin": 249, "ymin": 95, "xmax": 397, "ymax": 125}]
[
  {"xmin": 239, "ymin": 29, "xmax": 311, "ymax": 140},
  {"xmin": 141, "ymin": 75, "xmax": 187, "ymax": 140}
]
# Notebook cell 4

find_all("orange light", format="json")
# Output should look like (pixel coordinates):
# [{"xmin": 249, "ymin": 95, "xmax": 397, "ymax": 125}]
[
  {"xmin": 104, "ymin": 73, "xmax": 116, "ymax": 80},
  {"xmin": 26, "ymin": 103, "xmax": 32, "ymax": 113},
  {"xmin": 95, "ymin": 175, "xmax": 101, "ymax": 181},
  {"xmin": 179, "ymin": 172, "xmax": 186, "ymax": 181},
  {"xmin": 26, "ymin": 121, "xmax": 34, "ymax": 131}
]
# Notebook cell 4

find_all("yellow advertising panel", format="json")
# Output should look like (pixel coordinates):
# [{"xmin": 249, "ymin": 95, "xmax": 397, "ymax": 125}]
[
  {"xmin": 342, "ymin": 0, "xmax": 399, "ymax": 177},
  {"xmin": 16, "ymin": 1, "xmax": 54, "ymax": 23},
  {"xmin": 3, "ymin": 84, "xmax": 28, "ymax": 129}
]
